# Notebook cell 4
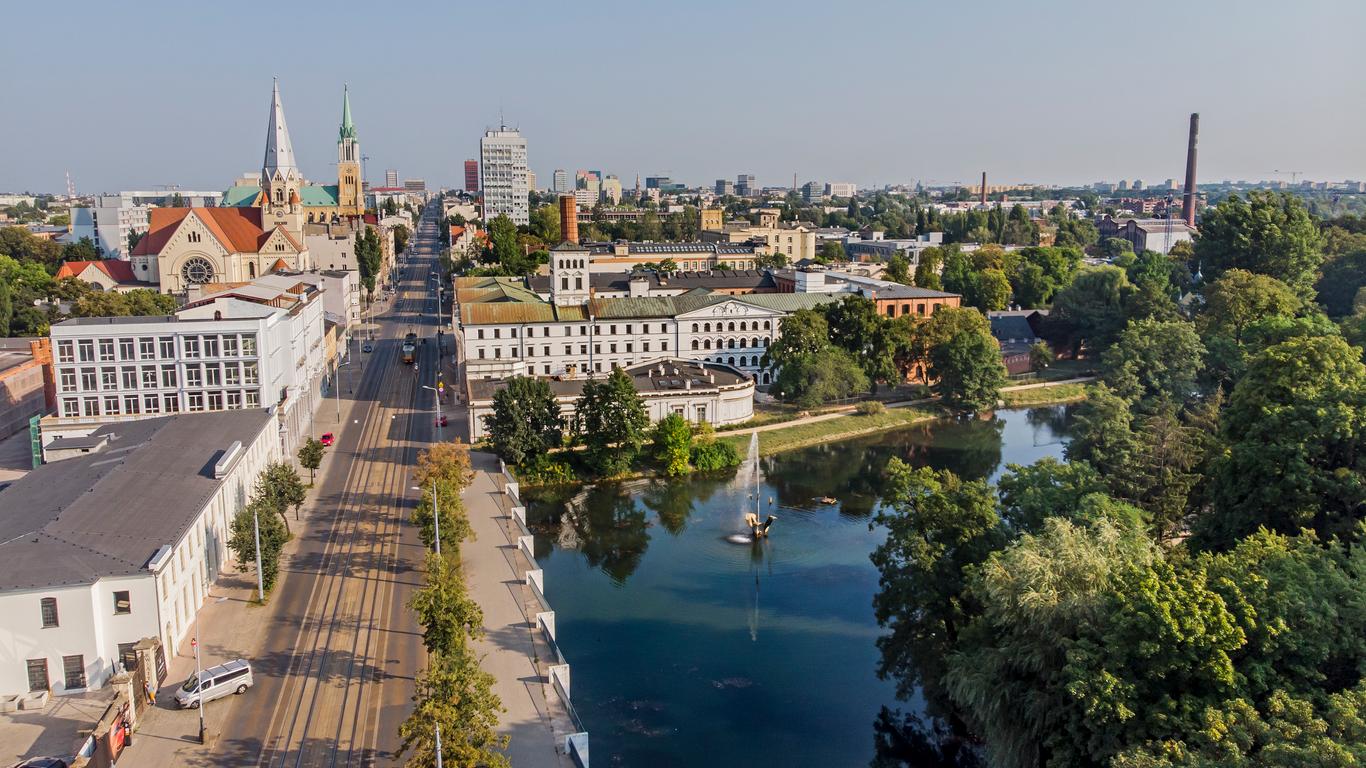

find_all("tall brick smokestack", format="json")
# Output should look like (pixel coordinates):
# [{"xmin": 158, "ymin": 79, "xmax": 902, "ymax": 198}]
[
  {"xmin": 980, "ymin": 171, "xmax": 987, "ymax": 205},
  {"xmin": 1182, "ymin": 113, "xmax": 1199, "ymax": 227},
  {"xmin": 558, "ymin": 194, "xmax": 579, "ymax": 244}
]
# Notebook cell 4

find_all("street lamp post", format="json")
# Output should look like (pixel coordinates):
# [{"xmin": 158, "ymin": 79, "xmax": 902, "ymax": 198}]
[
  {"xmin": 435, "ymin": 722, "xmax": 443, "ymax": 768},
  {"xmin": 252, "ymin": 505, "xmax": 264, "ymax": 601},
  {"xmin": 422, "ymin": 383, "xmax": 442, "ymax": 437},
  {"xmin": 192, "ymin": 634, "xmax": 206, "ymax": 742},
  {"xmin": 412, "ymin": 481, "xmax": 440, "ymax": 556}
]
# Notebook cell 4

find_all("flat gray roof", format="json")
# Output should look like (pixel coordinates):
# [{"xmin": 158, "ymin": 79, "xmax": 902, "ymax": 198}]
[{"xmin": 0, "ymin": 410, "xmax": 274, "ymax": 591}]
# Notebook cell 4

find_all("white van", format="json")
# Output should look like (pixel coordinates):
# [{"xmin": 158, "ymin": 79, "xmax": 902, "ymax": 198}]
[{"xmin": 174, "ymin": 659, "xmax": 253, "ymax": 709}]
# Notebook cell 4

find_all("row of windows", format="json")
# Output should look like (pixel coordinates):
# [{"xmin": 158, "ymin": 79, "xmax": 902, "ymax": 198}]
[
  {"xmin": 38, "ymin": 591, "xmax": 131, "ymax": 631},
  {"xmin": 59, "ymin": 389, "xmax": 260, "ymax": 418},
  {"xmin": 26, "ymin": 655, "xmax": 87, "ymax": 691},
  {"xmin": 56, "ymin": 334, "xmax": 258, "ymax": 364},
  {"xmin": 691, "ymin": 337, "xmax": 770, "ymax": 350},
  {"xmin": 58, "ymin": 362, "xmax": 259, "ymax": 393},
  {"xmin": 472, "ymin": 320, "xmax": 772, "ymax": 341}
]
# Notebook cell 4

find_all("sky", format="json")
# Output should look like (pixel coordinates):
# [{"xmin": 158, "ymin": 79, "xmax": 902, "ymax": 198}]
[{"xmin": 3, "ymin": 0, "xmax": 1364, "ymax": 195}]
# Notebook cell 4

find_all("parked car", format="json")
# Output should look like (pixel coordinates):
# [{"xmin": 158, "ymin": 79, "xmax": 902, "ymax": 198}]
[
  {"xmin": 362, "ymin": 341, "xmax": 373, "ymax": 353},
  {"xmin": 320, "ymin": 432, "xmax": 335, "ymax": 447},
  {"xmin": 174, "ymin": 659, "xmax": 253, "ymax": 709},
  {"xmin": 13, "ymin": 759, "xmax": 69, "ymax": 768},
  {"xmin": 435, "ymin": 414, "xmax": 448, "ymax": 427}
]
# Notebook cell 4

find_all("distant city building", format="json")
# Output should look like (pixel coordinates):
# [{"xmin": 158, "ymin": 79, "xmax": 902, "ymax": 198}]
[
  {"xmin": 574, "ymin": 189, "xmax": 597, "ymax": 209},
  {"xmin": 801, "ymin": 181, "xmax": 825, "ymax": 202},
  {"xmin": 1165, "ymin": 178, "xmax": 1179, "ymax": 190},
  {"xmin": 403, "ymin": 179, "xmax": 426, "ymax": 193},
  {"xmin": 736, "ymin": 174, "xmax": 756, "ymax": 197},
  {"xmin": 1097, "ymin": 215, "xmax": 1196, "ymax": 255},
  {"xmin": 702, "ymin": 208, "xmax": 816, "ymax": 263},
  {"xmin": 826, "ymin": 182, "xmax": 857, "ymax": 198},
  {"xmin": 526, "ymin": 171, "xmax": 536, "ymax": 192},
  {"xmin": 384, "ymin": 169, "xmax": 398, "ymax": 187},
  {"xmin": 645, "ymin": 176, "xmax": 671, "ymax": 190},
  {"xmin": 1117, "ymin": 179, "xmax": 1130, "ymax": 191},
  {"xmin": 601, "ymin": 175, "xmax": 623, "ymax": 205},
  {"xmin": 552, "ymin": 169, "xmax": 571, "ymax": 193},
  {"xmin": 715, "ymin": 179, "xmax": 735, "ymax": 196},
  {"xmin": 70, "ymin": 190, "xmax": 225, "ymax": 260},
  {"xmin": 1132, "ymin": 179, "xmax": 1144, "ymax": 191},
  {"xmin": 464, "ymin": 160, "xmax": 479, "ymax": 192},
  {"xmin": 700, "ymin": 207, "xmax": 723, "ymax": 231},
  {"xmin": 479, "ymin": 125, "xmax": 530, "ymax": 225}
]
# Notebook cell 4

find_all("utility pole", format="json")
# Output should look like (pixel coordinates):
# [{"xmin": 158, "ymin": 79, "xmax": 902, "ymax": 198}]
[{"xmin": 192, "ymin": 635, "xmax": 206, "ymax": 742}]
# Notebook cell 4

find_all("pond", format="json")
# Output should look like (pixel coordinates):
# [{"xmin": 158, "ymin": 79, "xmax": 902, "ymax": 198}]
[{"xmin": 525, "ymin": 407, "xmax": 1074, "ymax": 768}]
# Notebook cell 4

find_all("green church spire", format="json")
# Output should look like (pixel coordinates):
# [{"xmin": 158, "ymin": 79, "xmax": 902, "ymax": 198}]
[{"xmin": 339, "ymin": 85, "xmax": 356, "ymax": 141}]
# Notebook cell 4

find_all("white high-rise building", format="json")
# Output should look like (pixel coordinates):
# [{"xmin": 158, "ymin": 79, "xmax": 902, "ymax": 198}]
[
  {"xmin": 552, "ymin": 169, "xmax": 570, "ymax": 193},
  {"xmin": 69, "ymin": 191, "xmax": 225, "ymax": 260},
  {"xmin": 480, "ymin": 126, "xmax": 529, "ymax": 225}
]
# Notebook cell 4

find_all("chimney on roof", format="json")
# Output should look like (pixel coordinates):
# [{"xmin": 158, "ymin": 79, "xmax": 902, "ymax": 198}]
[{"xmin": 1182, "ymin": 113, "xmax": 1200, "ymax": 227}]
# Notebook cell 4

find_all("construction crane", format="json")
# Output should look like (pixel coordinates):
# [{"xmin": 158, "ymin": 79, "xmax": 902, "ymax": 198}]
[{"xmin": 1274, "ymin": 169, "xmax": 1304, "ymax": 185}]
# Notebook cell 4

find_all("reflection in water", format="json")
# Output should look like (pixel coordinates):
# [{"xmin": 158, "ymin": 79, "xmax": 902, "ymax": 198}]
[{"xmin": 528, "ymin": 407, "xmax": 1073, "ymax": 767}]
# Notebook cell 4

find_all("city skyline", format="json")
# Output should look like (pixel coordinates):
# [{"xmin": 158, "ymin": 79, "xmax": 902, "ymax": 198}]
[{"xmin": 3, "ymin": 0, "xmax": 1364, "ymax": 194}]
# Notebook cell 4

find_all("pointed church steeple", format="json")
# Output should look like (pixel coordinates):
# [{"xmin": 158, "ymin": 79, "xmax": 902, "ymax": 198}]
[
  {"xmin": 340, "ymin": 85, "xmax": 356, "ymax": 141},
  {"xmin": 263, "ymin": 78, "xmax": 298, "ymax": 179}
]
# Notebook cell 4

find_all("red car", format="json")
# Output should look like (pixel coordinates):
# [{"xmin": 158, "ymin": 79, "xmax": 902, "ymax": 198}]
[
  {"xmin": 320, "ymin": 432, "xmax": 335, "ymax": 446},
  {"xmin": 435, "ymin": 415, "xmax": 448, "ymax": 427}
]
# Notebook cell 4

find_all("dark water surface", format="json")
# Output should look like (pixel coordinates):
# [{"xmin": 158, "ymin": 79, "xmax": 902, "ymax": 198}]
[{"xmin": 526, "ymin": 407, "xmax": 1072, "ymax": 768}]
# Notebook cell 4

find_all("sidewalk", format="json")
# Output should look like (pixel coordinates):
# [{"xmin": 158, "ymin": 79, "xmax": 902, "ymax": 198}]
[
  {"xmin": 122, "ymin": 379, "xmax": 371, "ymax": 767},
  {"xmin": 461, "ymin": 452, "xmax": 569, "ymax": 767}
]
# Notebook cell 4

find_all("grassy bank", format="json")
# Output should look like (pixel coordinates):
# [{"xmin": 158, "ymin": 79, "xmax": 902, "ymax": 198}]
[
  {"xmin": 719, "ymin": 405, "xmax": 940, "ymax": 458},
  {"xmin": 999, "ymin": 381, "xmax": 1093, "ymax": 408}
]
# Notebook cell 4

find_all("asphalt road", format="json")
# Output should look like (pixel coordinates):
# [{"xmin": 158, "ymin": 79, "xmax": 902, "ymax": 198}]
[{"xmin": 217, "ymin": 210, "xmax": 447, "ymax": 768}]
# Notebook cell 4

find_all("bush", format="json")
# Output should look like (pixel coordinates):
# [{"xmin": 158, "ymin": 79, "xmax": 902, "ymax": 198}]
[
  {"xmin": 690, "ymin": 440, "xmax": 741, "ymax": 471},
  {"xmin": 518, "ymin": 454, "xmax": 577, "ymax": 486},
  {"xmin": 856, "ymin": 400, "xmax": 886, "ymax": 415}
]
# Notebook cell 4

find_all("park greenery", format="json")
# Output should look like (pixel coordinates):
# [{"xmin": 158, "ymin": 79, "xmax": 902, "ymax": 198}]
[
  {"xmin": 355, "ymin": 225, "xmax": 383, "ymax": 300},
  {"xmin": 398, "ymin": 441, "xmax": 508, "ymax": 768},
  {"xmin": 869, "ymin": 190, "xmax": 1366, "ymax": 767},
  {"xmin": 484, "ymin": 368, "xmax": 742, "ymax": 484}
]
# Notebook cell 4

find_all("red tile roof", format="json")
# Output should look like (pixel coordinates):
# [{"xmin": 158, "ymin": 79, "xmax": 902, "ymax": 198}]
[
  {"xmin": 55, "ymin": 259, "xmax": 139, "ymax": 284},
  {"xmin": 132, "ymin": 207, "xmax": 269, "ymax": 256}
]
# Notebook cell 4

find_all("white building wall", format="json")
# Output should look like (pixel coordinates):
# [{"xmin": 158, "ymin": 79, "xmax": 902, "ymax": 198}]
[{"xmin": 480, "ymin": 129, "xmax": 529, "ymax": 225}]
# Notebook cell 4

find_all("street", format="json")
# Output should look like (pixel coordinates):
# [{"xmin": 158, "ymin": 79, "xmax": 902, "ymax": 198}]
[{"xmin": 136, "ymin": 210, "xmax": 450, "ymax": 768}]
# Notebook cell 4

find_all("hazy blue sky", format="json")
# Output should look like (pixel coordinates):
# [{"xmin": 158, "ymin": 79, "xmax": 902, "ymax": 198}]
[{"xmin": 3, "ymin": 0, "xmax": 1363, "ymax": 194}]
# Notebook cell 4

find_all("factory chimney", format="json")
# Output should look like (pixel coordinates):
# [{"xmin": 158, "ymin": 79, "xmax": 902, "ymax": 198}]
[
  {"xmin": 980, "ymin": 171, "xmax": 987, "ymax": 205},
  {"xmin": 1181, "ymin": 113, "xmax": 1199, "ymax": 227},
  {"xmin": 558, "ymin": 194, "xmax": 579, "ymax": 244}
]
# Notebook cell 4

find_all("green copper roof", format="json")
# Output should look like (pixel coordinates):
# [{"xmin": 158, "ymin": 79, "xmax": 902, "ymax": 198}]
[
  {"xmin": 300, "ymin": 185, "xmax": 339, "ymax": 206},
  {"xmin": 339, "ymin": 86, "xmax": 356, "ymax": 141},
  {"xmin": 221, "ymin": 186, "xmax": 260, "ymax": 207}
]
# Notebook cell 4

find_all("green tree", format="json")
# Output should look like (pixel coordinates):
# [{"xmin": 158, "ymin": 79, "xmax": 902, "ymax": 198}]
[
  {"xmin": 884, "ymin": 253, "xmax": 911, "ymax": 284},
  {"xmin": 1101, "ymin": 318, "xmax": 1206, "ymax": 406},
  {"xmin": 871, "ymin": 460, "xmax": 1004, "ymax": 715},
  {"xmin": 393, "ymin": 224, "xmax": 410, "ymax": 254},
  {"xmin": 297, "ymin": 437, "xmax": 324, "ymax": 484},
  {"xmin": 914, "ymin": 247, "xmax": 943, "ymax": 290},
  {"xmin": 60, "ymin": 236, "xmax": 99, "ymax": 262},
  {"xmin": 996, "ymin": 457, "xmax": 1110, "ymax": 535},
  {"xmin": 816, "ymin": 240, "xmax": 845, "ymax": 264},
  {"xmin": 528, "ymin": 204, "xmax": 561, "ymax": 243},
  {"xmin": 1028, "ymin": 341, "xmax": 1052, "ymax": 370},
  {"xmin": 1196, "ymin": 190, "xmax": 1324, "ymax": 294},
  {"xmin": 397, "ymin": 649, "xmax": 509, "ymax": 768},
  {"xmin": 1050, "ymin": 265, "xmax": 1134, "ymax": 350},
  {"xmin": 766, "ymin": 309, "xmax": 829, "ymax": 368},
  {"xmin": 1198, "ymin": 269, "xmax": 1302, "ymax": 388},
  {"xmin": 227, "ymin": 496, "xmax": 290, "ymax": 594},
  {"xmin": 1202, "ymin": 334, "xmax": 1366, "ymax": 548},
  {"xmin": 576, "ymin": 367, "xmax": 650, "ymax": 476},
  {"xmin": 258, "ymin": 461, "xmax": 307, "ymax": 528},
  {"xmin": 1103, "ymin": 236, "xmax": 1135, "ymax": 259},
  {"xmin": 771, "ymin": 347, "xmax": 868, "ymax": 407},
  {"xmin": 0, "ymin": 279, "xmax": 12, "ymax": 337},
  {"xmin": 919, "ymin": 306, "xmax": 1006, "ymax": 415},
  {"xmin": 411, "ymin": 443, "xmax": 474, "ymax": 551},
  {"xmin": 974, "ymin": 268, "xmax": 1011, "ymax": 311},
  {"xmin": 355, "ymin": 225, "xmax": 382, "ymax": 300},
  {"xmin": 638, "ymin": 210, "xmax": 663, "ymax": 241},
  {"xmin": 0, "ymin": 226, "xmax": 61, "ymax": 266},
  {"xmin": 409, "ymin": 552, "xmax": 483, "ymax": 656},
  {"xmin": 483, "ymin": 376, "xmax": 563, "ymax": 467},
  {"xmin": 651, "ymin": 413, "xmax": 693, "ymax": 476}
]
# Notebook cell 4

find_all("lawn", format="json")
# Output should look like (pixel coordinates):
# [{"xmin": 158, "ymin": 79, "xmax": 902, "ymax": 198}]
[
  {"xmin": 719, "ymin": 406, "xmax": 940, "ymax": 457},
  {"xmin": 999, "ymin": 382, "xmax": 1093, "ymax": 407}
]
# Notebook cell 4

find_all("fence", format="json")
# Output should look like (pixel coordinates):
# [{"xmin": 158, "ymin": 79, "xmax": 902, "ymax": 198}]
[{"xmin": 498, "ymin": 461, "xmax": 590, "ymax": 767}]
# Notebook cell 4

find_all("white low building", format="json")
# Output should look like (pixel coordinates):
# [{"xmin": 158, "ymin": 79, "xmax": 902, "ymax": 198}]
[
  {"xmin": 0, "ymin": 410, "xmax": 280, "ymax": 697},
  {"xmin": 466, "ymin": 359, "xmax": 754, "ymax": 440},
  {"xmin": 46, "ymin": 276, "xmax": 327, "ymax": 454}
]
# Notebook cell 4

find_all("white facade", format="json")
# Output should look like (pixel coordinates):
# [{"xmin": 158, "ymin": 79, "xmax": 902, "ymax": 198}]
[
  {"xmin": 461, "ymin": 299, "xmax": 786, "ymax": 384},
  {"xmin": 552, "ymin": 169, "xmax": 571, "ymax": 193},
  {"xmin": 826, "ymin": 182, "xmax": 857, "ymax": 198},
  {"xmin": 47, "ymin": 283, "xmax": 326, "ymax": 454},
  {"xmin": 0, "ymin": 413, "xmax": 280, "ymax": 697},
  {"xmin": 479, "ymin": 127, "xmax": 529, "ymax": 225}
]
